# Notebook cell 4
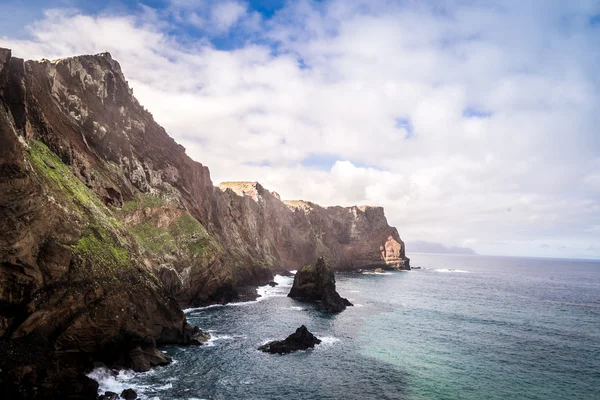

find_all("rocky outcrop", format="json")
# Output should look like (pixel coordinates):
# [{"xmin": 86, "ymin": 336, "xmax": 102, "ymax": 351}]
[
  {"xmin": 0, "ymin": 49, "xmax": 207, "ymax": 399},
  {"xmin": 258, "ymin": 325, "xmax": 321, "ymax": 354},
  {"xmin": 0, "ymin": 48, "xmax": 409, "ymax": 396},
  {"xmin": 288, "ymin": 257, "xmax": 353, "ymax": 313}
]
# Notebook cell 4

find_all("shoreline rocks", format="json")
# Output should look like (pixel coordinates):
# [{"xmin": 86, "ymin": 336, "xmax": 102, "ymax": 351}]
[
  {"xmin": 288, "ymin": 257, "xmax": 353, "ymax": 313},
  {"xmin": 258, "ymin": 325, "xmax": 321, "ymax": 354}
]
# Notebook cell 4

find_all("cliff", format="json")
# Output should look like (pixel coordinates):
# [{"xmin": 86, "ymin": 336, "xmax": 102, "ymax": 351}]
[
  {"xmin": 0, "ymin": 48, "xmax": 409, "ymax": 396},
  {"xmin": 0, "ymin": 48, "xmax": 207, "ymax": 398}
]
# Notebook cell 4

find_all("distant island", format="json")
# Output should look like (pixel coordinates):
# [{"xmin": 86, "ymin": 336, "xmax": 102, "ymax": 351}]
[{"xmin": 407, "ymin": 241, "xmax": 477, "ymax": 255}]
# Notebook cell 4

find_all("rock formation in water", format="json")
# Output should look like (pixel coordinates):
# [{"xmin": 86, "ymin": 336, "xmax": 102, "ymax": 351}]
[
  {"xmin": 258, "ymin": 325, "xmax": 321, "ymax": 354},
  {"xmin": 0, "ymin": 48, "xmax": 409, "ymax": 397},
  {"xmin": 288, "ymin": 257, "xmax": 353, "ymax": 313}
]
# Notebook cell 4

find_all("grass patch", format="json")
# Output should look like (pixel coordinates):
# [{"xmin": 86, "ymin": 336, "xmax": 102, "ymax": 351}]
[
  {"xmin": 130, "ymin": 221, "xmax": 177, "ymax": 254},
  {"xmin": 122, "ymin": 194, "xmax": 166, "ymax": 212},
  {"xmin": 74, "ymin": 225, "xmax": 130, "ymax": 273},
  {"xmin": 28, "ymin": 140, "xmax": 104, "ymax": 210},
  {"xmin": 28, "ymin": 140, "xmax": 132, "ymax": 275},
  {"xmin": 130, "ymin": 212, "xmax": 220, "ymax": 258}
]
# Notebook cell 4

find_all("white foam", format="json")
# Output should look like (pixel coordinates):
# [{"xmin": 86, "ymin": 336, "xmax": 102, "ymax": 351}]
[
  {"xmin": 203, "ymin": 331, "xmax": 244, "ymax": 347},
  {"xmin": 315, "ymin": 336, "xmax": 341, "ymax": 350},
  {"xmin": 88, "ymin": 368, "xmax": 155, "ymax": 399},
  {"xmin": 155, "ymin": 383, "xmax": 173, "ymax": 390},
  {"xmin": 361, "ymin": 271, "xmax": 393, "ymax": 275},
  {"xmin": 434, "ymin": 268, "xmax": 470, "ymax": 273},
  {"xmin": 184, "ymin": 274, "xmax": 295, "ymax": 313},
  {"xmin": 183, "ymin": 303, "xmax": 225, "ymax": 313},
  {"xmin": 255, "ymin": 274, "xmax": 294, "ymax": 300},
  {"xmin": 289, "ymin": 270, "xmax": 297, "ymax": 274}
]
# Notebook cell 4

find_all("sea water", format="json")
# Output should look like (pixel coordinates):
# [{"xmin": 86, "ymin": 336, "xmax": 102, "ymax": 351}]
[{"xmin": 90, "ymin": 254, "xmax": 600, "ymax": 400}]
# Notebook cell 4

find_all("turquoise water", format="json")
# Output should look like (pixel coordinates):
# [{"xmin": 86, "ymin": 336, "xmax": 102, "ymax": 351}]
[{"xmin": 92, "ymin": 254, "xmax": 600, "ymax": 399}]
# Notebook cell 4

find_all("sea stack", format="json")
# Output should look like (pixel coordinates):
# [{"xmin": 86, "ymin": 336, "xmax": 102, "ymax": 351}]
[
  {"xmin": 258, "ymin": 325, "xmax": 321, "ymax": 354},
  {"xmin": 288, "ymin": 257, "xmax": 353, "ymax": 313}
]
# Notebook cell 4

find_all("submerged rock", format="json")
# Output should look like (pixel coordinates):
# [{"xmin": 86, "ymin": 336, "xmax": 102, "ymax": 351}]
[
  {"xmin": 258, "ymin": 325, "xmax": 321, "ymax": 354},
  {"xmin": 121, "ymin": 388, "xmax": 138, "ymax": 399},
  {"xmin": 288, "ymin": 257, "xmax": 353, "ymax": 313}
]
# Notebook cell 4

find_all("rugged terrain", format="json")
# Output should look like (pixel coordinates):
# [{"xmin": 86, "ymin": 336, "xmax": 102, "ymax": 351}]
[{"xmin": 0, "ymin": 48, "xmax": 409, "ymax": 397}]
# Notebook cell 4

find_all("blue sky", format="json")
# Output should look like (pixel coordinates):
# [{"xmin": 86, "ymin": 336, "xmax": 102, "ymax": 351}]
[{"xmin": 1, "ymin": 0, "xmax": 599, "ymax": 259}]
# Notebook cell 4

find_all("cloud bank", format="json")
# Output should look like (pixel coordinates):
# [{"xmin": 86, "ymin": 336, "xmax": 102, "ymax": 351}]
[{"xmin": 1, "ymin": 0, "xmax": 599, "ymax": 258}]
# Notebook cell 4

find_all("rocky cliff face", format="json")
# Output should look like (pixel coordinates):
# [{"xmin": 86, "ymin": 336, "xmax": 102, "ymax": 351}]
[
  {"xmin": 0, "ymin": 48, "xmax": 207, "ymax": 399},
  {"xmin": 0, "ymin": 47, "xmax": 409, "ymax": 395},
  {"xmin": 0, "ymin": 46, "xmax": 408, "ymax": 302},
  {"xmin": 0, "ymin": 47, "xmax": 409, "ymax": 304}
]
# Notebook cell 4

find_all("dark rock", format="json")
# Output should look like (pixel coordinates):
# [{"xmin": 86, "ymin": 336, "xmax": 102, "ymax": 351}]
[
  {"xmin": 258, "ymin": 325, "xmax": 321, "ymax": 354},
  {"xmin": 268, "ymin": 281, "xmax": 278, "ymax": 287},
  {"xmin": 121, "ymin": 388, "xmax": 137, "ymax": 400},
  {"xmin": 183, "ymin": 323, "xmax": 210, "ymax": 345},
  {"xmin": 128, "ymin": 346, "xmax": 171, "ymax": 372},
  {"xmin": 99, "ymin": 391, "xmax": 119, "ymax": 400},
  {"xmin": 288, "ymin": 257, "xmax": 353, "ymax": 313}
]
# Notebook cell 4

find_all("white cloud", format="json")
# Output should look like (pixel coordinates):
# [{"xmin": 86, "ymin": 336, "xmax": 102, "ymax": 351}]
[
  {"xmin": 1, "ymin": 0, "xmax": 599, "ymax": 258},
  {"xmin": 211, "ymin": 1, "xmax": 247, "ymax": 32}
]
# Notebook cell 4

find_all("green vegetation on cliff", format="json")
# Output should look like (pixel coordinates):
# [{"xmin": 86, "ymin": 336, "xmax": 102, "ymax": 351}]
[
  {"xmin": 131, "ymin": 212, "xmax": 220, "ymax": 258},
  {"xmin": 28, "ymin": 140, "xmax": 132, "ymax": 274},
  {"xmin": 122, "ymin": 193, "xmax": 166, "ymax": 212},
  {"xmin": 28, "ymin": 140, "xmax": 221, "ymax": 276}
]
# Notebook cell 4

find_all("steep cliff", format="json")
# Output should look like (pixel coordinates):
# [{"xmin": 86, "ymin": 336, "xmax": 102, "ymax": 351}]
[
  {"xmin": 0, "ymin": 48, "xmax": 409, "ymax": 304},
  {"xmin": 0, "ymin": 48, "xmax": 206, "ymax": 399},
  {"xmin": 0, "ymin": 47, "xmax": 409, "ymax": 397}
]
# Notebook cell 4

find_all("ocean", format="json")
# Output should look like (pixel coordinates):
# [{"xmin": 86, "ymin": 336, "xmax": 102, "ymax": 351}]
[{"xmin": 90, "ymin": 254, "xmax": 600, "ymax": 400}]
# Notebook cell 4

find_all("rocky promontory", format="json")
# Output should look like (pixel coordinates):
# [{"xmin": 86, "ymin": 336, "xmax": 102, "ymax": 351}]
[
  {"xmin": 288, "ymin": 257, "xmax": 353, "ymax": 313},
  {"xmin": 0, "ymin": 48, "xmax": 409, "ymax": 398}
]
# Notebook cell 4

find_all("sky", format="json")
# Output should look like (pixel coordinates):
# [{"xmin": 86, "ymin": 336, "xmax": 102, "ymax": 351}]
[{"xmin": 1, "ymin": 0, "xmax": 599, "ymax": 259}]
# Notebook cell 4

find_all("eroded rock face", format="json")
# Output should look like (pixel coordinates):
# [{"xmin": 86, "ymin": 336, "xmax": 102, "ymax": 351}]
[
  {"xmin": 0, "ymin": 49, "xmax": 204, "ymax": 399},
  {"xmin": 258, "ymin": 325, "xmax": 321, "ymax": 354},
  {"xmin": 288, "ymin": 257, "xmax": 353, "ymax": 313},
  {"xmin": 0, "ymin": 47, "xmax": 409, "ymax": 396}
]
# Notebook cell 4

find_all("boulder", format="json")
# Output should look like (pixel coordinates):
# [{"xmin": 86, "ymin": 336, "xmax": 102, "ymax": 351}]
[
  {"xmin": 121, "ymin": 388, "xmax": 138, "ymax": 399},
  {"xmin": 258, "ymin": 325, "xmax": 321, "ymax": 354},
  {"xmin": 288, "ymin": 257, "xmax": 353, "ymax": 313}
]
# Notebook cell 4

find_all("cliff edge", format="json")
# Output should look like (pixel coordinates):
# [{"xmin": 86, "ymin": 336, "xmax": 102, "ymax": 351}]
[{"xmin": 0, "ymin": 48, "xmax": 409, "ymax": 397}]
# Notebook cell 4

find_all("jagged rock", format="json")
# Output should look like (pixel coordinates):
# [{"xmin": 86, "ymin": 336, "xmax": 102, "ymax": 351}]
[
  {"xmin": 183, "ymin": 324, "xmax": 211, "ymax": 345},
  {"xmin": 121, "ymin": 388, "xmax": 138, "ymax": 399},
  {"xmin": 258, "ymin": 325, "xmax": 321, "ymax": 354},
  {"xmin": 288, "ymin": 257, "xmax": 353, "ymax": 313},
  {"xmin": 268, "ymin": 281, "xmax": 279, "ymax": 287}
]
